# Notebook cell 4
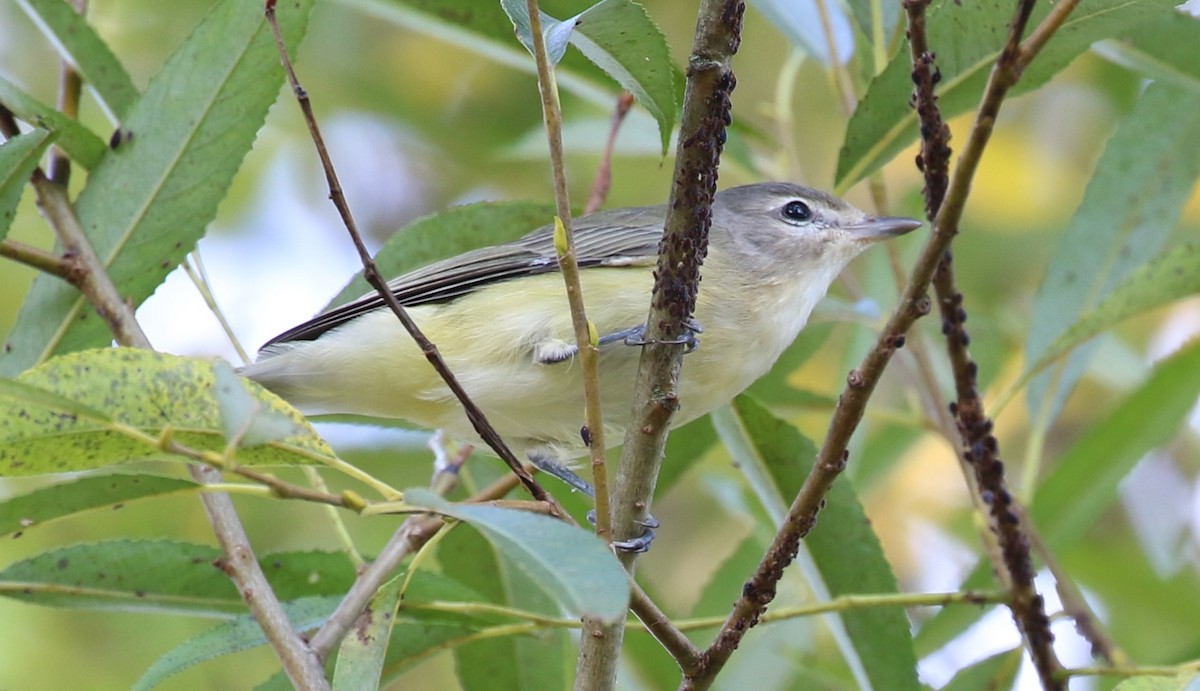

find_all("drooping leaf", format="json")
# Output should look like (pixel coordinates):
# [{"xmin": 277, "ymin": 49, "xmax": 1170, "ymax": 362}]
[
  {"xmin": 1112, "ymin": 676, "xmax": 1197, "ymax": 691},
  {"xmin": 14, "ymin": 0, "xmax": 140, "ymax": 120},
  {"xmin": 835, "ymin": 0, "xmax": 1173, "ymax": 192},
  {"xmin": 405, "ymin": 487, "xmax": 629, "ymax": 623},
  {"xmin": 133, "ymin": 596, "xmax": 338, "ymax": 691},
  {"xmin": 499, "ymin": 0, "xmax": 577, "ymax": 64},
  {"xmin": 713, "ymin": 395, "xmax": 920, "ymax": 691},
  {"xmin": 327, "ymin": 201, "xmax": 557, "ymax": 309},
  {"xmin": 747, "ymin": 0, "xmax": 855, "ymax": 66},
  {"xmin": 0, "ymin": 473, "xmax": 198, "ymax": 536},
  {"xmin": 442, "ymin": 514, "xmax": 569, "ymax": 691},
  {"xmin": 1025, "ymin": 83, "xmax": 1200, "ymax": 426},
  {"xmin": 0, "ymin": 0, "xmax": 314, "ymax": 374},
  {"xmin": 0, "ymin": 77, "xmax": 107, "ymax": 170},
  {"xmin": 0, "ymin": 349, "xmax": 333, "ymax": 476},
  {"xmin": 0, "ymin": 541, "xmax": 357, "ymax": 615},
  {"xmin": 0, "ymin": 129, "xmax": 55, "ymax": 243}
]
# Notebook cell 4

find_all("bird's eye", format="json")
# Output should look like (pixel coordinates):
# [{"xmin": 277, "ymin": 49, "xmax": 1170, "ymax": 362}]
[{"xmin": 782, "ymin": 200, "xmax": 812, "ymax": 223}]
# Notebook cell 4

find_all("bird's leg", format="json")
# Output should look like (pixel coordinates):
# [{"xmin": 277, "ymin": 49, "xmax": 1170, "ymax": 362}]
[
  {"xmin": 533, "ymin": 318, "xmax": 703, "ymax": 365},
  {"xmin": 527, "ymin": 452, "xmax": 594, "ymax": 496},
  {"xmin": 527, "ymin": 451, "xmax": 658, "ymax": 552}
]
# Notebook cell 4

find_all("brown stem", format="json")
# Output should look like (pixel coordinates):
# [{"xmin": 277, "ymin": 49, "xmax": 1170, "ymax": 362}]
[
  {"xmin": 584, "ymin": 1, "xmax": 745, "ymax": 688},
  {"xmin": 523, "ymin": 0, "xmax": 612, "ymax": 544},
  {"xmin": 905, "ymin": 0, "xmax": 1079, "ymax": 686}
]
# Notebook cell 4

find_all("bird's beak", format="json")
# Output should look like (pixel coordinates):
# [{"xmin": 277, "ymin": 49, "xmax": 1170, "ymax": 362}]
[{"xmin": 846, "ymin": 216, "xmax": 923, "ymax": 241}]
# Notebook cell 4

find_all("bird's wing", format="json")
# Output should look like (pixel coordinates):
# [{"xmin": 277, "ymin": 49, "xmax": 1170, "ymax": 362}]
[{"xmin": 261, "ymin": 205, "xmax": 666, "ymax": 347}]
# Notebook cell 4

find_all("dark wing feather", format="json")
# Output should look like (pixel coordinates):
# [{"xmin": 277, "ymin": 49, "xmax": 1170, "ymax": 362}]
[{"xmin": 261, "ymin": 205, "xmax": 666, "ymax": 348}]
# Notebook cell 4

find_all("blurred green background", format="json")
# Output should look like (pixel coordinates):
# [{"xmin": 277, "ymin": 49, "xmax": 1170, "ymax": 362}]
[{"xmin": 1, "ymin": 0, "xmax": 1198, "ymax": 688}]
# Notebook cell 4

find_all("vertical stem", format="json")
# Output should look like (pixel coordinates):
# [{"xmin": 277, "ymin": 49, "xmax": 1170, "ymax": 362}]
[{"xmin": 523, "ymin": 0, "xmax": 613, "ymax": 544}]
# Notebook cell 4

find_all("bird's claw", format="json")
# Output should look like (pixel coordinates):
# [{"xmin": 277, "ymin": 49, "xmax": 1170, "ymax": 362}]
[
  {"xmin": 604, "ymin": 318, "xmax": 703, "ymax": 353},
  {"xmin": 586, "ymin": 511, "xmax": 659, "ymax": 553}
]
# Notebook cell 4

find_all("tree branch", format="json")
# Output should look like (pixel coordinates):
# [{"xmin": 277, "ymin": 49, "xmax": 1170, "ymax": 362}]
[
  {"xmin": 907, "ymin": 0, "xmax": 1084, "ymax": 686},
  {"xmin": 685, "ymin": 0, "xmax": 1083, "ymax": 686},
  {"xmin": 578, "ymin": 0, "xmax": 746, "ymax": 687}
]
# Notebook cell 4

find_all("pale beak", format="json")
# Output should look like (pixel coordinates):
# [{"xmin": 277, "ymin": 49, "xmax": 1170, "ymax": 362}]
[{"xmin": 846, "ymin": 216, "xmax": 923, "ymax": 241}]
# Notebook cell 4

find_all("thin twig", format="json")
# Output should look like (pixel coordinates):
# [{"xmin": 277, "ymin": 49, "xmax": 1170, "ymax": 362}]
[
  {"xmin": 1023, "ymin": 505, "xmax": 1127, "ymax": 665},
  {"xmin": 686, "ymin": 0, "xmax": 1082, "ymax": 686},
  {"xmin": 263, "ymin": 0, "xmax": 559, "ymax": 511},
  {"xmin": 523, "ymin": 0, "xmax": 612, "ymax": 544},
  {"xmin": 0, "ymin": 238, "xmax": 71, "ymax": 278},
  {"xmin": 584, "ymin": 92, "xmax": 634, "ymax": 215}
]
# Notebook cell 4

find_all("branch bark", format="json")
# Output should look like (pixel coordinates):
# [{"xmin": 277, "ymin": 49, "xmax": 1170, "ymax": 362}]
[{"xmin": 576, "ymin": 1, "xmax": 746, "ymax": 688}]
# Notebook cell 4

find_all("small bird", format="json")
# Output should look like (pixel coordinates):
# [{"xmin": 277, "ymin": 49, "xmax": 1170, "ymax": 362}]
[{"xmin": 243, "ymin": 182, "xmax": 919, "ymax": 476}]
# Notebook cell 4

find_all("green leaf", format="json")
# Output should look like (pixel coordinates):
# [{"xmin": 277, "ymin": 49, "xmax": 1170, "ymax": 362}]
[
  {"xmin": 442, "ymin": 517, "xmax": 569, "ymax": 691},
  {"xmin": 212, "ymin": 360, "xmax": 309, "ymax": 448},
  {"xmin": 0, "ymin": 129, "xmax": 55, "ymax": 242},
  {"xmin": 347, "ymin": 0, "xmax": 676, "ymax": 154},
  {"xmin": 0, "ymin": 473, "xmax": 198, "ymax": 536},
  {"xmin": 1094, "ymin": 11, "xmax": 1200, "ymax": 94},
  {"xmin": 404, "ymin": 488, "xmax": 629, "ymax": 623},
  {"xmin": 1031, "ymin": 338, "xmax": 1200, "ymax": 548},
  {"xmin": 747, "ymin": 0, "xmax": 855, "ymax": 65},
  {"xmin": 14, "ymin": 0, "xmax": 140, "ymax": 120},
  {"xmin": 0, "ymin": 76, "xmax": 107, "ymax": 170},
  {"xmin": 835, "ymin": 0, "xmax": 1173, "ymax": 192},
  {"xmin": 332, "ymin": 577, "xmax": 403, "ymax": 691},
  {"xmin": 134, "ymin": 596, "xmax": 338, "ymax": 691},
  {"xmin": 1019, "ymin": 243, "xmax": 1200, "ymax": 393},
  {"xmin": 0, "ymin": 0, "xmax": 314, "ymax": 374},
  {"xmin": 566, "ymin": 0, "xmax": 676, "ymax": 155},
  {"xmin": 714, "ymin": 395, "xmax": 920, "ymax": 691},
  {"xmin": 0, "ymin": 349, "xmax": 333, "ymax": 475},
  {"xmin": 327, "ymin": 201, "xmax": 557, "ymax": 309},
  {"xmin": 1025, "ymin": 83, "xmax": 1200, "ymax": 425},
  {"xmin": 0, "ymin": 541, "xmax": 357, "ymax": 615},
  {"xmin": 1113, "ymin": 676, "xmax": 1196, "ymax": 691}
]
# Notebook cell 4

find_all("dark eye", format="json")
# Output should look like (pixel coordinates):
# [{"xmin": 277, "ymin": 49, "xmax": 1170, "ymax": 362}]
[{"xmin": 782, "ymin": 200, "xmax": 812, "ymax": 223}]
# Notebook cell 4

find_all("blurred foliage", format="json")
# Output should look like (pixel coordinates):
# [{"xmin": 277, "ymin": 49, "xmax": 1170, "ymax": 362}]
[{"xmin": 1, "ymin": 0, "xmax": 1200, "ymax": 689}]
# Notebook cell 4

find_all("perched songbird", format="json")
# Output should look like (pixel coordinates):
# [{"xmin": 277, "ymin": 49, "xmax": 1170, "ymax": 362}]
[{"xmin": 243, "ymin": 182, "xmax": 920, "ymax": 472}]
